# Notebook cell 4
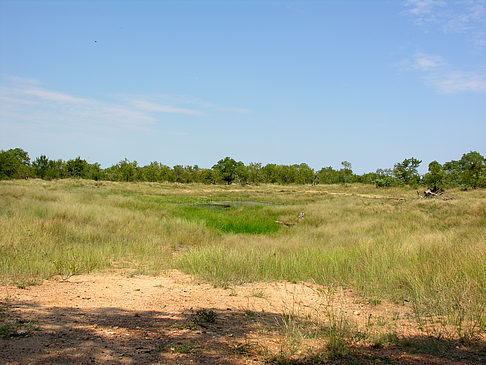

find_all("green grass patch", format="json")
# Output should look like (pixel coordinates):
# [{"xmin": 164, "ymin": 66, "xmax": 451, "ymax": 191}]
[{"xmin": 174, "ymin": 205, "xmax": 281, "ymax": 234}]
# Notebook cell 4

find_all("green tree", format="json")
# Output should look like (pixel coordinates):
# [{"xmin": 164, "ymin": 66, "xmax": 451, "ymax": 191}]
[
  {"xmin": 160, "ymin": 164, "xmax": 174, "ymax": 182},
  {"xmin": 341, "ymin": 161, "xmax": 352, "ymax": 186},
  {"xmin": 278, "ymin": 165, "xmax": 297, "ymax": 184},
  {"xmin": 316, "ymin": 166, "xmax": 340, "ymax": 184},
  {"xmin": 393, "ymin": 157, "xmax": 422, "ymax": 186},
  {"xmin": 458, "ymin": 151, "xmax": 486, "ymax": 188},
  {"xmin": 65, "ymin": 157, "xmax": 88, "ymax": 178},
  {"xmin": 374, "ymin": 168, "xmax": 397, "ymax": 187},
  {"xmin": 32, "ymin": 155, "xmax": 50, "ymax": 179},
  {"xmin": 212, "ymin": 157, "xmax": 240, "ymax": 185},
  {"xmin": 0, "ymin": 148, "xmax": 32, "ymax": 179},
  {"xmin": 295, "ymin": 163, "xmax": 315, "ymax": 184},
  {"xmin": 247, "ymin": 162, "xmax": 263, "ymax": 185},
  {"xmin": 12, "ymin": 148, "xmax": 30, "ymax": 165},
  {"xmin": 200, "ymin": 168, "xmax": 216, "ymax": 184},
  {"xmin": 141, "ymin": 161, "xmax": 161, "ymax": 182},
  {"xmin": 235, "ymin": 163, "xmax": 249, "ymax": 185},
  {"xmin": 45, "ymin": 159, "xmax": 64, "ymax": 180},
  {"xmin": 443, "ymin": 160, "xmax": 461, "ymax": 186},
  {"xmin": 262, "ymin": 164, "xmax": 279, "ymax": 183},
  {"xmin": 85, "ymin": 163, "xmax": 103, "ymax": 181},
  {"xmin": 173, "ymin": 165, "xmax": 192, "ymax": 183},
  {"xmin": 424, "ymin": 161, "xmax": 445, "ymax": 192},
  {"xmin": 0, "ymin": 151, "xmax": 17, "ymax": 179},
  {"xmin": 187, "ymin": 165, "xmax": 200, "ymax": 183},
  {"xmin": 32, "ymin": 155, "xmax": 65, "ymax": 180},
  {"xmin": 118, "ymin": 159, "xmax": 138, "ymax": 182}
]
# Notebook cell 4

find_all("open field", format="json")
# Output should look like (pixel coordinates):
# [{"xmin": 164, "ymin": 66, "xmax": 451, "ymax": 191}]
[{"xmin": 1, "ymin": 179, "xmax": 485, "ymax": 363}]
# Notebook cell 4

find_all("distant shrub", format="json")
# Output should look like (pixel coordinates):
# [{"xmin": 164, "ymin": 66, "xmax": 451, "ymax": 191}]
[{"xmin": 375, "ymin": 176, "xmax": 396, "ymax": 187}]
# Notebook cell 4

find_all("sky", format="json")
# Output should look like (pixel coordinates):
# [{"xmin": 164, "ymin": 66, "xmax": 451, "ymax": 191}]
[{"xmin": 0, "ymin": 0, "xmax": 485, "ymax": 174}]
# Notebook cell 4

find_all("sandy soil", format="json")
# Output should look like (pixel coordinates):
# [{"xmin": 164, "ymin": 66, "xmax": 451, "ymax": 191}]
[{"xmin": 0, "ymin": 272, "xmax": 483, "ymax": 364}]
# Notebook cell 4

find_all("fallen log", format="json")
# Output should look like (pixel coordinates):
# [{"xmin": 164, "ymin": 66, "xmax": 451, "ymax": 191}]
[
  {"xmin": 424, "ymin": 188, "xmax": 443, "ymax": 198},
  {"xmin": 418, "ymin": 189, "xmax": 454, "ymax": 200}
]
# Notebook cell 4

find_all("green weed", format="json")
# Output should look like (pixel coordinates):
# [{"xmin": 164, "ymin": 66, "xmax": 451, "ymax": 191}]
[{"xmin": 191, "ymin": 309, "xmax": 217, "ymax": 327}]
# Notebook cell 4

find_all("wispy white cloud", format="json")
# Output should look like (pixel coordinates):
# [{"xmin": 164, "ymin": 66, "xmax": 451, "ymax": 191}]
[
  {"xmin": 186, "ymin": 98, "xmax": 252, "ymax": 114},
  {"xmin": 0, "ymin": 77, "xmax": 249, "ymax": 135},
  {"xmin": 402, "ymin": 53, "xmax": 486, "ymax": 93},
  {"xmin": 124, "ymin": 94, "xmax": 251, "ymax": 114},
  {"xmin": 0, "ymin": 78, "xmax": 156, "ymax": 131},
  {"xmin": 3, "ymin": 75, "xmax": 42, "ymax": 85},
  {"xmin": 410, "ymin": 52, "xmax": 446, "ymax": 70},
  {"xmin": 130, "ymin": 99, "xmax": 203, "ymax": 116},
  {"xmin": 405, "ymin": 0, "xmax": 446, "ymax": 25},
  {"xmin": 425, "ymin": 70, "xmax": 486, "ymax": 93},
  {"xmin": 401, "ymin": 1, "xmax": 486, "ymax": 93},
  {"xmin": 404, "ymin": 0, "xmax": 486, "ymax": 45},
  {"xmin": 20, "ymin": 87, "xmax": 90, "ymax": 104}
]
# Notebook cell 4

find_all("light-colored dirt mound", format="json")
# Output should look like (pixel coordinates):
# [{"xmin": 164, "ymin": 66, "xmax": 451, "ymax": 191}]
[{"xmin": 0, "ymin": 272, "xmax": 483, "ymax": 364}]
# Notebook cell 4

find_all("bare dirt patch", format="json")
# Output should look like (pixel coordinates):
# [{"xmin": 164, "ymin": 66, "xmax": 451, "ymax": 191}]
[{"xmin": 1, "ymin": 272, "xmax": 484, "ymax": 364}]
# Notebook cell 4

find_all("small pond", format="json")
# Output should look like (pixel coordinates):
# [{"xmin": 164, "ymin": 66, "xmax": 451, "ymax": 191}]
[{"xmin": 192, "ymin": 200, "xmax": 275, "ymax": 210}]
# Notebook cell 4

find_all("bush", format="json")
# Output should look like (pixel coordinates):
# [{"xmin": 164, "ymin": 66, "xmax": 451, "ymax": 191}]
[{"xmin": 375, "ymin": 176, "xmax": 396, "ymax": 187}]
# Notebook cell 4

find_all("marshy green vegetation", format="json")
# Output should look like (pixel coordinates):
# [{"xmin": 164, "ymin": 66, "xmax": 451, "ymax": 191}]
[{"xmin": 1, "ymin": 179, "xmax": 485, "ymax": 345}]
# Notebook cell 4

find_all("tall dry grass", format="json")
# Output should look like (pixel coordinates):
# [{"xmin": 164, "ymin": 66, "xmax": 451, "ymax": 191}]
[{"xmin": 1, "ymin": 179, "xmax": 485, "ymax": 338}]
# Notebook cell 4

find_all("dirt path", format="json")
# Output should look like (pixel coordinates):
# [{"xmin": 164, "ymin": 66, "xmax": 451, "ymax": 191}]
[
  {"xmin": 0, "ymin": 272, "xmax": 483, "ymax": 364},
  {"xmin": 1, "ymin": 272, "xmax": 324, "ymax": 364}
]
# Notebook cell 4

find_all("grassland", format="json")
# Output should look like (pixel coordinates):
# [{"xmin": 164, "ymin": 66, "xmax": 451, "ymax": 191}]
[{"xmin": 1, "ymin": 179, "xmax": 485, "ymax": 345}]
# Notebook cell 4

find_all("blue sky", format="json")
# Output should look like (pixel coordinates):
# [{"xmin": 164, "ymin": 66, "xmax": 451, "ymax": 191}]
[{"xmin": 1, "ymin": 0, "xmax": 485, "ymax": 173}]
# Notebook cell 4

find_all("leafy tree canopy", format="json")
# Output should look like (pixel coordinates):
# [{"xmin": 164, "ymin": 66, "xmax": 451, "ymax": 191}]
[
  {"xmin": 393, "ymin": 157, "xmax": 422, "ymax": 185},
  {"xmin": 212, "ymin": 157, "xmax": 242, "ymax": 185},
  {"xmin": 0, "ymin": 148, "xmax": 31, "ymax": 179},
  {"xmin": 459, "ymin": 151, "xmax": 486, "ymax": 188},
  {"xmin": 424, "ymin": 161, "xmax": 445, "ymax": 192}
]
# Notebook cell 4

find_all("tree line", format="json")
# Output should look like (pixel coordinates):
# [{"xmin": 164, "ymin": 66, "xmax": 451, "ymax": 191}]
[{"xmin": 0, "ymin": 148, "xmax": 485, "ymax": 190}]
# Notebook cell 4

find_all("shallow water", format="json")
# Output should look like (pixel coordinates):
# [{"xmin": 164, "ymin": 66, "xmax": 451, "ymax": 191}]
[{"xmin": 193, "ymin": 200, "xmax": 274, "ymax": 210}]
